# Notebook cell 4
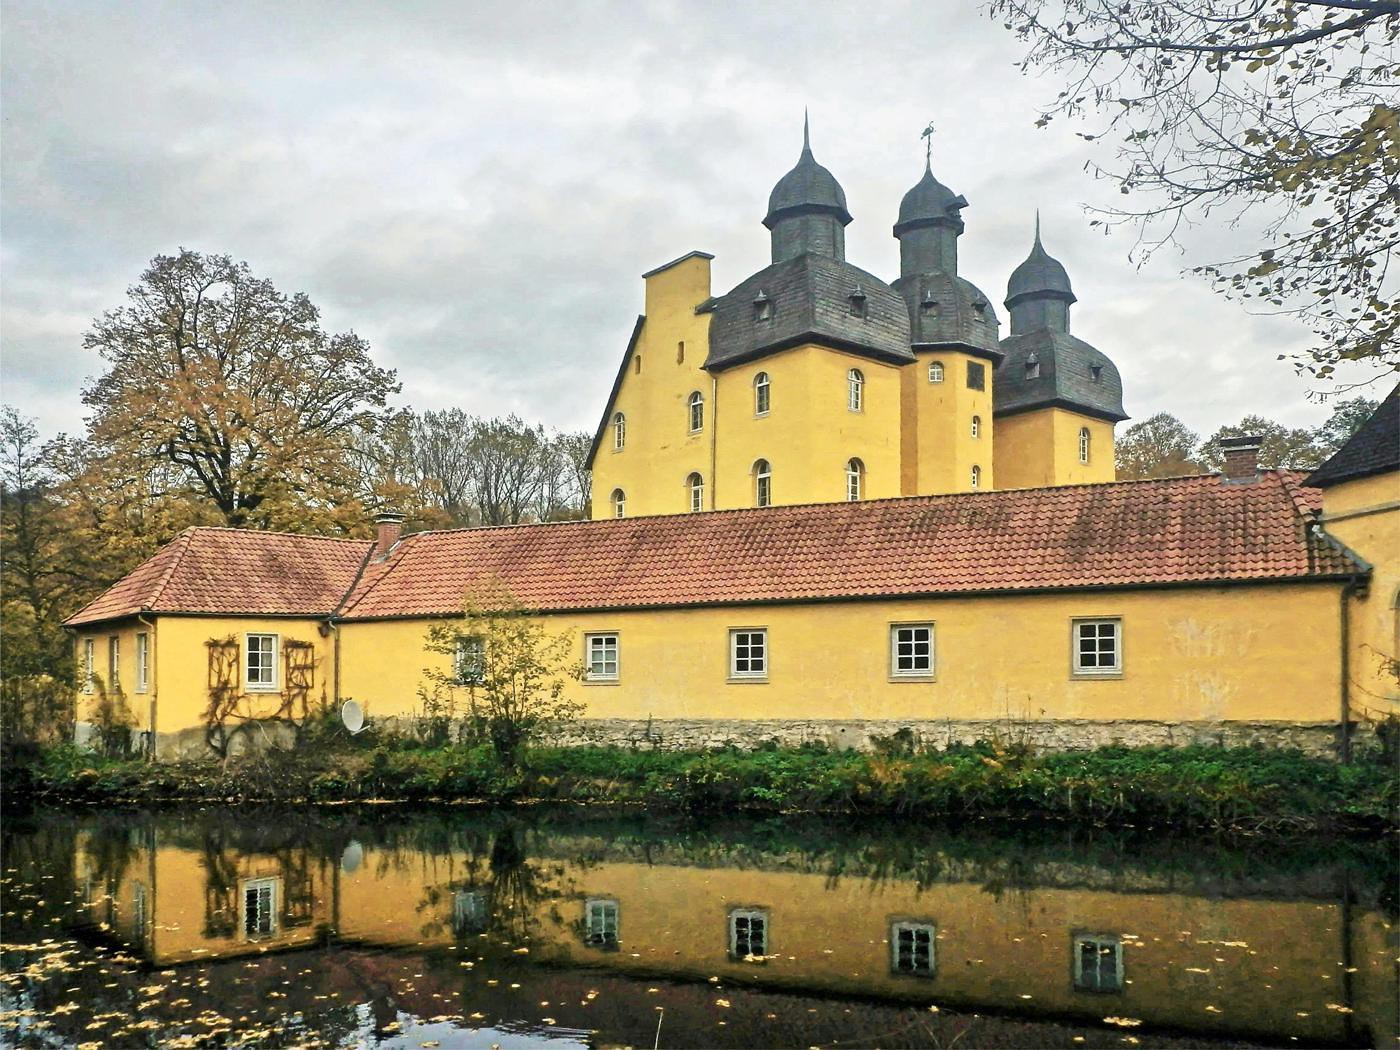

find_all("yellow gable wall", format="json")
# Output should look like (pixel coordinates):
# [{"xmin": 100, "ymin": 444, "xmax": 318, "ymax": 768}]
[
  {"xmin": 994, "ymin": 408, "xmax": 1116, "ymax": 490},
  {"xmin": 332, "ymin": 584, "xmax": 1340, "ymax": 731},
  {"xmin": 1320, "ymin": 469, "xmax": 1400, "ymax": 718},
  {"xmin": 901, "ymin": 349, "xmax": 996, "ymax": 494}
]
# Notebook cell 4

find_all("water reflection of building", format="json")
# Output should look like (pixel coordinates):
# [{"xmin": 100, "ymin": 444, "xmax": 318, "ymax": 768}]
[{"xmin": 72, "ymin": 825, "xmax": 1397, "ymax": 1047}]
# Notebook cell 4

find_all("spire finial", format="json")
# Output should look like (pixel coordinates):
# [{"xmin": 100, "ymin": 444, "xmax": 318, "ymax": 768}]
[
  {"xmin": 803, "ymin": 108, "xmax": 811, "ymax": 153},
  {"xmin": 1035, "ymin": 209, "xmax": 1041, "ymax": 246},
  {"xmin": 920, "ymin": 121, "xmax": 936, "ymax": 170}
]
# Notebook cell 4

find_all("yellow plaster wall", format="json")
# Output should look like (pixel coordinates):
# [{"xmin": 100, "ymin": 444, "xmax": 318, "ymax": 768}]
[
  {"xmin": 333, "ymin": 584, "xmax": 1339, "ymax": 730},
  {"xmin": 994, "ymin": 408, "xmax": 1115, "ymax": 490},
  {"xmin": 901, "ymin": 349, "xmax": 996, "ymax": 494},
  {"xmin": 72, "ymin": 617, "xmax": 156, "ymax": 732},
  {"xmin": 1320, "ymin": 469, "xmax": 1400, "ymax": 717}
]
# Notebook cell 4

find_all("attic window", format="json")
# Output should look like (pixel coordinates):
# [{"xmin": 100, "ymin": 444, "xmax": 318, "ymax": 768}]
[
  {"xmin": 1090, "ymin": 364, "xmax": 1103, "ymax": 383},
  {"xmin": 1024, "ymin": 353, "xmax": 1041, "ymax": 381},
  {"xmin": 971, "ymin": 298, "xmax": 989, "ymax": 317},
  {"xmin": 753, "ymin": 290, "xmax": 773, "ymax": 323},
  {"xmin": 920, "ymin": 291, "xmax": 939, "ymax": 316},
  {"xmin": 848, "ymin": 285, "xmax": 868, "ymax": 318}
]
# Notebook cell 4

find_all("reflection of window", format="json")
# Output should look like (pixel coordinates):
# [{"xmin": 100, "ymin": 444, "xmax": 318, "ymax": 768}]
[
  {"xmin": 1073, "ymin": 618, "xmax": 1122, "ymax": 676},
  {"xmin": 890, "ymin": 921, "xmax": 935, "ymax": 977},
  {"xmin": 585, "ymin": 633, "xmax": 619, "ymax": 681},
  {"xmin": 133, "ymin": 881, "xmax": 147, "ymax": 937},
  {"xmin": 729, "ymin": 907, "xmax": 768, "ymax": 959},
  {"xmin": 453, "ymin": 890, "xmax": 489, "ymax": 937},
  {"xmin": 1073, "ymin": 933, "xmax": 1123, "ymax": 992},
  {"xmin": 454, "ymin": 636, "xmax": 485, "ymax": 685},
  {"xmin": 584, "ymin": 898, "xmax": 620, "ymax": 949},
  {"xmin": 730, "ymin": 630, "xmax": 767, "ymax": 680},
  {"xmin": 245, "ymin": 634, "xmax": 278, "ymax": 691},
  {"xmin": 241, "ymin": 877, "xmax": 279, "ymax": 939},
  {"xmin": 890, "ymin": 624, "xmax": 934, "ymax": 678}
]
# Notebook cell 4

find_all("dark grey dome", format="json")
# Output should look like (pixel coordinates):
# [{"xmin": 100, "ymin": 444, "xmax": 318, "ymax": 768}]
[
  {"xmin": 764, "ymin": 120, "xmax": 852, "ymax": 229},
  {"xmin": 995, "ymin": 330, "xmax": 1127, "ymax": 422},
  {"xmin": 893, "ymin": 162, "xmax": 967, "ymax": 236},
  {"xmin": 1006, "ymin": 222, "xmax": 1075, "ymax": 307},
  {"xmin": 891, "ymin": 270, "xmax": 1001, "ymax": 355}
]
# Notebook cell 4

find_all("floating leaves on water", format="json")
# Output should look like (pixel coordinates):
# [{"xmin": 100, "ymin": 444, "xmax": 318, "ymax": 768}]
[{"xmin": 1104, "ymin": 1016, "xmax": 1142, "ymax": 1027}]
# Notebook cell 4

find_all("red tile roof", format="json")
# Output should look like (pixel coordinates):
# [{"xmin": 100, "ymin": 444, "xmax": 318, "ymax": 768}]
[
  {"xmin": 63, "ymin": 528, "xmax": 373, "ymax": 627},
  {"xmin": 64, "ymin": 472, "xmax": 1361, "ymax": 628}
]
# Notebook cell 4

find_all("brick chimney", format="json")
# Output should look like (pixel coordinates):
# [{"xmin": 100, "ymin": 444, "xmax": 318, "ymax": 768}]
[
  {"xmin": 1219, "ymin": 435, "xmax": 1263, "ymax": 483},
  {"xmin": 374, "ymin": 510, "xmax": 405, "ymax": 558}
]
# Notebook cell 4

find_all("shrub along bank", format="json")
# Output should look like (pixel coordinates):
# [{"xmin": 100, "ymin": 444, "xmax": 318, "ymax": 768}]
[{"xmin": 9, "ymin": 740, "xmax": 1396, "ymax": 834}]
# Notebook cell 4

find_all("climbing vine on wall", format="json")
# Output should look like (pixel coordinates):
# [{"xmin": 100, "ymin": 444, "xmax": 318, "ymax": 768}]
[{"xmin": 203, "ymin": 635, "xmax": 323, "ymax": 757}]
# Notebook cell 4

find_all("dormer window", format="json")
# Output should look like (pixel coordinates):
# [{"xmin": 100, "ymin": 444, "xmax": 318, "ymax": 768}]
[
  {"xmin": 1090, "ymin": 363, "xmax": 1103, "ymax": 383},
  {"xmin": 753, "ymin": 290, "xmax": 773, "ymax": 323},
  {"xmin": 1024, "ymin": 353, "xmax": 1041, "ymax": 381},
  {"xmin": 920, "ymin": 291, "xmax": 939, "ymax": 316},
  {"xmin": 848, "ymin": 285, "xmax": 868, "ymax": 319},
  {"xmin": 971, "ymin": 298, "xmax": 989, "ymax": 318}
]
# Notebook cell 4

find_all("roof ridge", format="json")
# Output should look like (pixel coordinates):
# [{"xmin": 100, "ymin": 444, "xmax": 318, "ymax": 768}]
[{"xmin": 181, "ymin": 524, "xmax": 373, "ymax": 544}]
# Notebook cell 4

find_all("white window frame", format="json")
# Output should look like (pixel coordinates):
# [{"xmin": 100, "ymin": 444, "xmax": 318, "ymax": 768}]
[
  {"xmin": 847, "ymin": 368, "xmax": 864, "ymax": 412},
  {"xmin": 754, "ymin": 460, "xmax": 772, "ymax": 508},
  {"xmin": 1071, "ymin": 618, "xmax": 1122, "ymax": 677},
  {"xmin": 728, "ymin": 907, "xmax": 769, "ymax": 960},
  {"xmin": 135, "ymin": 632, "xmax": 149, "ymax": 693},
  {"xmin": 729, "ymin": 628, "xmax": 768, "ymax": 681},
  {"xmin": 83, "ymin": 639, "xmax": 95, "ymax": 693},
  {"xmin": 845, "ymin": 459, "xmax": 863, "ymax": 502},
  {"xmin": 132, "ymin": 880, "xmax": 147, "ymax": 937},
  {"xmin": 971, "ymin": 415, "xmax": 981, "ymax": 439},
  {"xmin": 452, "ymin": 889, "xmax": 489, "ymax": 937},
  {"xmin": 688, "ymin": 391, "xmax": 704, "ymax": 434},
  {"xmin": 108, "ymin": 636, "xmax": 120, "ymax": 690},
  {"xmin": 240, "ymin": 876, "xmax": 280, "ymax": 940},
  {"xmin": 890, "ymin": 920, "xmax": 936, "ymax": 977},
  {"xmin": 970, "ymin": 465, "xmax": 981, "ymax": 489},
  {"xmin": 754, "ymin": 371, "xmax": 771, "ymax": 416},
  {"xmin": 611, "ymin": 489, "xmax": 626, "ymax": 519},
  {"xmin": 583, "ymin": 897, "xmax": 620, "ymax": 949},
  {"xmin": 454, "ymin": 635, "xmax": 486, "ymax": 686},
  {"xmin": 928, "ymin": 361, "xmax": 944, "ymax": 384},
  {"xmin": 890, "ymin": 623, "xmax": 935, "ymax": 679},
  {"xmin": 1079, "ymin": 426, "xmax": 1091, "ymax": 464},
  {"xmin": 1072, "ymin": 932, "xmax": 1123, "ymax": 993},
  {"xmin": 245, "ymin": 633, "xmax": 279, "ymax": 692},
  {"xmin": 612, "ymin": 412, "xmax": 626, "ymax": 451},
  {"xmin": 688, "ymin": 473, "xmax": 704, "ymax": 513},
  {"xmin": 584, "ymin": 632, "xmax": 619, "ymax": 682}
]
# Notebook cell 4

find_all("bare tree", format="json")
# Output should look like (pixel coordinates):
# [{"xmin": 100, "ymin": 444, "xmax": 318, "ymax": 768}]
[{"xmin": 469, "ymin": 416, "xmax": 549, "ymax": 526}]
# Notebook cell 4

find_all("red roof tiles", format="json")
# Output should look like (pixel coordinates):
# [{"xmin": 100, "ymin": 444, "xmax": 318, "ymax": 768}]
[{"xmin": 64, "ymin": 472, "xmax": 1362, "ymax": 628}]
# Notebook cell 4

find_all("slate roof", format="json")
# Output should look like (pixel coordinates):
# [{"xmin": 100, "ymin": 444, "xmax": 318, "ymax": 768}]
[
  {"xmin": 1305, "ymin": 384, "xmax": 1400, "ymax": 488},
  {"xmin": 891, "ymin": 270, "xmax": 1002, "ymax": 355},
  {"xmin": 764, "ymin": 125, "xmax": 851, "ymax": 228},
  {"xmin": 63, "ymin": 528, "xmax": 373, "ymax": 627},
  {"xmin": 893, "ymin": 163, "xmax": 967, "ymax": 235},
  {"xmin": 995, "ymin": 329, "xmax": 1128, "ymax": 422},
  {"xmin": 1007, "ymin": 225, "xmax": 1076, "ymax": 306},
  {"xmin": 705, "ymin": 255, "xmax": 913, "ymax": 371},
  {"xmin": 336, "ymin": 471, "xmax": 1354, "ymax": 619}
]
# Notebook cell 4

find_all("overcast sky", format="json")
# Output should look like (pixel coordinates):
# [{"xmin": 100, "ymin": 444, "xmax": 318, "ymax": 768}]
[{"xmin": 1, "ymin": 0, "xmax": 1386, "ymax": 443}]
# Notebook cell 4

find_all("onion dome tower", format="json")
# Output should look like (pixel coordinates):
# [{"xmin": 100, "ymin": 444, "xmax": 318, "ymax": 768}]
[{"xmin": 763, "ymin": 113, "xmax": 853, "ymax": 263}]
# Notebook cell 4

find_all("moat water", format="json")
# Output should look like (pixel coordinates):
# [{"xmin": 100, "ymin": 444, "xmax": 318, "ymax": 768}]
[{"xmin": 0, "ymin": 806, "xmax": 1395, "ymax": 1049}]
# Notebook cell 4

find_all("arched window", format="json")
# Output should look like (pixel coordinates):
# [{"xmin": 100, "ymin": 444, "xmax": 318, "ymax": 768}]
[
  {"xmin": 612, "ymin": 412, "xmax": 626, "ymax": 451},
  {"xmin": 971, "ymin": 415, "xmax": 981, "ymax": 439},
  {"xmin": 688, "ymin": 391, "xmax": 704, "ymax": 433},
  {"xmin": 687, "ymin": 472, "xmax": 704, "ymax": 513},
  {"xmin": 1079, "ymin": 427, "xmax": 1091, "ymax": 464},
  {"xmin": 847, "ymin": 368, "xmax": 864, "ymax": 412},
  {"xmin": 845, "ymin": 458, "xmax": 864, "ymax": 502},
  {"xmin": 753, "ymin": 459, "xmax": 772, "ymax": 508},
  {"xmin": 970, "ymin": 465, "xmax": 981, "ymax": 489},
  {"xmin": 928, "ymin": 361, "xmax": 944, "ymax": 384},
  {"xmin": 610, "ymin": 489, "xmax": 626, "ymax": 518},
  {"xmin": 754, "ymin": 371, "xmax": 771, "ymax": 415}
]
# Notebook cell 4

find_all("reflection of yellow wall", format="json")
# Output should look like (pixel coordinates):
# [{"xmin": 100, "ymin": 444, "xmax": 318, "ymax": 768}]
[
  {"xmin": 1320, "ymin": 470, "xmax": 1400, "ymax": 718},
  {"xmin": 335, "ymin": 584, "xmax": 1338, "ymax": 728},
  {"xmin": 994, "ymin": 408, "xmax": 1116, "ymax": 490}
]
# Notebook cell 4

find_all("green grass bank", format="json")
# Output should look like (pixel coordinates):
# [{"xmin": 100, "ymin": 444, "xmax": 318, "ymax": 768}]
[{"xmin": 7, "ymin": 739, "xmax": 1396, "ymax": 834}]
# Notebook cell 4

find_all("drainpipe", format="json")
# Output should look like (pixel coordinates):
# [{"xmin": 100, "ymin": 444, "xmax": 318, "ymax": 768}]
[
  {"xmin": 138, "ymin": 611, "xmax": 157, "ymax": 762},
  {"xmin": 328, "ymin": 613, "xmax": 343, "ymax": 707}
]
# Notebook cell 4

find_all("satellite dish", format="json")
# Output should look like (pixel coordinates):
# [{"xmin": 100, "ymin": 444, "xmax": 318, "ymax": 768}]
[
  {"xmin": 340, "ymin": 699, "xmax": 365, "ymax": 734},
  {"xmin": 341, "ymin": 840, "xmax": 364, "ymax": 875}
]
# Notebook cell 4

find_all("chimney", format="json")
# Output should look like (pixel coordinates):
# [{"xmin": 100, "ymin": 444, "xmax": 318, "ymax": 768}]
[
  {"xmin": 374, "ymin": 511, "xmax": 405, "ymax": 558},
  {"xmin": 1219, "ymin": 435, "xmax": 1263, "ymax": 483}
]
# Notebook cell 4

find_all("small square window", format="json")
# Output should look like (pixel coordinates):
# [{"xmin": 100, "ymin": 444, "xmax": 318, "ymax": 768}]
[
  {"xmin": 890, "ymin": 921, "xmax": 936, "ymax": 977},
  {"xmin": 729, "ymin": 907, "xmax": 769, "ymax": 960},
  {"xmin": 890, "ymin": 624, "xmax": 935, "ymax": 678},
  {"xmin": 1073, "ymin": 933, "xmax": 1123, "ymax": 993},
  {"xmin": 454, "ymin": 636, "xmax": 486, "ymax": 685},
  {"xmin": 584, "ymin": 898, "xmax": 620, "ymax": 949},
  {"xmin": 245, "ymin": 634, "xmax": 279, "ymax": 691},
  {"xmin": 730, "ymin": 629, "xmax": 767, "ymax": 679},
  {"xmin": 966, "ymin": 361, "xmax": 985, "ymax": 391},
  {"xmin": 585, "ymin": 633, "xmax": 619, "ymax": 681},
  {"xmin": 1072, "ymin": 619, "xmax": 1122, "ymax": 676}
]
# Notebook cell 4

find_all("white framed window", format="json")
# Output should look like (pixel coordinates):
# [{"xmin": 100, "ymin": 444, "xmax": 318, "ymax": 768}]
[
  {"xmin": 241, "ymin": 876, "xmax": 279, "ymax": 939},
  {"xmin": 688, "ymin": 391, "xmax": 704, "ymax": 433},
  {"xmin": 729, "ymin": 907, "xmax": 769, "ymax": 959},
  {"xmin": 454, "ymin": 635, "xmax": 485, "ymax": 686},
  {"xmin": 612, "ymin": 412, "xmax": 626, "ymax": 451},
  {"xmin": 971, "ymin": 415, "xmax": 981, "ymax": 439},
  {"xmin": 729, "ymin": 628, "xmax": 767, "ymax": 680},
  {"xmin": 452, "ymin": 890, "xmax": 489, "ymax": 937},
  {"xmin": 687, "ymin": 472, "xmax": 704, "ymax": 513},
  {"xmin": 890, "ymin": 623, "xmax": 934, "ymax": 678},
  {"xmin": 611, "ymin": 488, "xmax": 626, "ymax": 519},
  {"xmin": 754, "ymin": 371, "xmax": 771, "ymax": 415},
  {"xmin": 928, "ymin": 361, "xmax": 944, "ymax": 383},
  {"xmin": 1072, "ymin": 618, "xmax": 1122, "ymax": 676},
  {"xmin": 583, "ymin": 898, "xmax": 620, "ymax": 949},
  {"xmin": 1072, "ymin": 933, "xmax": 1123, "ymax": 993},
  {"xmin": 970, "ymin": 464, "xmax": 981, "ymax": 489},
  {"xmin": 890, "ymin": 921, "xmax": 936, "ymax": 977},
  {"xmin": 847, "ymin": 368, "xmax": 864, "ymax": 412},
  {"xmin": 1079, "ymin": 426, "xmax": 1091, "ymax": 464},
  {"xmin": 845, "ymin": 458, "xmax": 864, "ymax": 502},
  {"xmin": 753, "ymin": 459, "xmax": 772, "ymax": 508},
  {"xmin": 83, "ymin": 639, "xmax": 95, "ymax": 693},
  {"xmin": 135, "ymin": 632, "xmax": 149, "ymax": 693},
  {"xmin": 585, "ymin": 633, "xmax": 619, "ymax": 681},
  {"xmin": 245, "ymin": 633, "xmax": 279, "ymax": 691},
  {"xmin": 108, "ymin": 636, "xmax": 120, "ymax": 690}
]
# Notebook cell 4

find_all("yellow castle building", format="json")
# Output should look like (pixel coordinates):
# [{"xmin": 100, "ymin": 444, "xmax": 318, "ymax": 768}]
[{"xmin": 587, "ymin": 122, "xmax": 1126, "ymax": 518}]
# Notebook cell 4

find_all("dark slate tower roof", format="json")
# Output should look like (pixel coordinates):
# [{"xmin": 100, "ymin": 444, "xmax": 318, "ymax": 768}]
[
  {"xmin": 764, "ymin": 115, "xmax": 852, "ymax": 229},
  {"xmin": 996, "ymin": 218, "xmax": 1127, "ymax": 422},
  {"xmin": 1305, "ymin": 384, "xmax": 1400, "ymax": 488},
  {"xmin": 894, "ymin": 161, "xmax": 967, "ymax": 236}
]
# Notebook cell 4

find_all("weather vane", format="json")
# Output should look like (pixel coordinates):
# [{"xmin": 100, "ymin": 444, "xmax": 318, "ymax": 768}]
[{"xmin": 921, "ymin": 121, "xmax": 936, "ymax": 164}]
